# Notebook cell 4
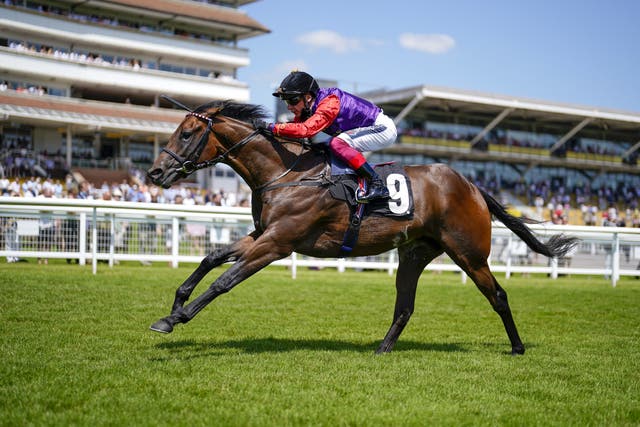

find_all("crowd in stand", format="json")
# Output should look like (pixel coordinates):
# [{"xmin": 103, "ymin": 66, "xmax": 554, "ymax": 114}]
[
  {"xmin": 2, "ymin": 174, "xmax": 638, "ymax": 226},
  {"xmin": 4, "ymin": 40, "xmax": 236, "ymax": 85},
  {"xmin": 399, "ymin": 127, "xmax": 629, "ymax": 159},
  {"xmin": 0, "ymin": 175, "xmax": 249, "ymax": 208},
  {"xmin": 467, "ymin": 175, "xmax": 640, "ymax": 227},
  {"xmin": 404, "ymin": 126, "xmax": 547, "ymax": 149},
  {"xmin": 8, "ymin": 40, "xmax": 145, "ymax": 74},
  {"xmin": 1, "ymin": 79, "xmax": 47, "ymax": 96},
  {"xmin": 1, "ymin": 149, "xmax": 66, "ymax": 178}
]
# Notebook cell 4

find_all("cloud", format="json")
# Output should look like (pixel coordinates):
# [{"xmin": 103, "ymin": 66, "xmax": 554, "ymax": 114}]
[
  {"xmin": 398, "ymin": 33, "xmax": 456, "ymax": 54},
  {"xmin": 295, "ymin": 30, "xmax": 362, "ymax": 54}
]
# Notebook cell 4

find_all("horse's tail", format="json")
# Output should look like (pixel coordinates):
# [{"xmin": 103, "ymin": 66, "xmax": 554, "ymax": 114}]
[{"xmin": 479, "ymin": 187, "xmax": 579, "ymax": 258}]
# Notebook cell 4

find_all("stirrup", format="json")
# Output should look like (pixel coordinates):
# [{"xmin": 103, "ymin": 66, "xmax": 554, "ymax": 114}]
[
  {"xmin": 356, "ymin": 188, "xmax": 369, "ymax": 204},
  {"xmin": 355, "ymin": 179, "xmax": 369, "ymax": 203},
  {"xmin": 356, "ymin": 182, "xmax": 389, "ymax": 203}
]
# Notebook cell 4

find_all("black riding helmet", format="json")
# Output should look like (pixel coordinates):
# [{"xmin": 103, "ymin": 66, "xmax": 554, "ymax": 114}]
[{"xmin": 272, "ymin": 71, "xmax": 319, "ymax": 99}]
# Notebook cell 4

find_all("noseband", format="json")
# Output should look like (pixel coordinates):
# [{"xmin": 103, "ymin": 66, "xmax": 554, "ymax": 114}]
[{"xmin": 162, "ymin": 110, "xmax": 260, "ymax": 176}]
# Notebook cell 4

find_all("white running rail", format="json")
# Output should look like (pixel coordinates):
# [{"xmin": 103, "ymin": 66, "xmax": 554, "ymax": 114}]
[{"xmin": 1, "ymin": 197, "xmax": 639, "ymax": 286}]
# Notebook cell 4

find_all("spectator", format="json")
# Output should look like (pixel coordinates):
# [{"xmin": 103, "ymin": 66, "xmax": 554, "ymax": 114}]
[
  {"xmin": 37, "ymin": 186, "xmax": 57, "ymax": 264},
  {"xmin": 63, "ymin": 189, "xmax": 80, "ymax": 264},
  {"xmin": 3, "ymin": 188, "xmax": 24, "ymax": 263}
]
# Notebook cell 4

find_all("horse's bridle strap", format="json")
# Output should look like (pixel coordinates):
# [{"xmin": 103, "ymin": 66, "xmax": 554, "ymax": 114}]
[
  {"xmin": 162, "ymin": 112, "xmax": 214, "ymax": 175},
  {"xmin": 164, "ymin": 111, "xmax": 261, "ymax": 176}
]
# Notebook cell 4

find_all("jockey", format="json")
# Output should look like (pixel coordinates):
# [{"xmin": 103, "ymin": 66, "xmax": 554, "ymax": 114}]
[{"xmin": 265, "ymin": 70, "xmax": 397, "ymax": 203}]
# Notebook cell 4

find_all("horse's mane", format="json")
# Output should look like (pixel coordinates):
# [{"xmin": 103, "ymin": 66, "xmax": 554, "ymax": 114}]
[{"xmin": 194, "ymin": 100, "xmax": 270, "ymax": 124}]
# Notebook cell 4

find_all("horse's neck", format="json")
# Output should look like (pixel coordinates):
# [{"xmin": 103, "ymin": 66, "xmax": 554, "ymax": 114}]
[{"xmin": 224, "ymin": 130, "xmax": 323, "ymax": 190}]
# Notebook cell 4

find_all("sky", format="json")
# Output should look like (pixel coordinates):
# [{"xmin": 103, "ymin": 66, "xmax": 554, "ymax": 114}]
[{"xmin": 237, "ymin": 0, "xmax": 640, "ymax": 119}]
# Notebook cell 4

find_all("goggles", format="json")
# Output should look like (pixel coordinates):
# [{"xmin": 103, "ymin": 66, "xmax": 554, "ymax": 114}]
[{"xmin": 283, "ymin": 96, "xmax": 302, "ymax": 106}]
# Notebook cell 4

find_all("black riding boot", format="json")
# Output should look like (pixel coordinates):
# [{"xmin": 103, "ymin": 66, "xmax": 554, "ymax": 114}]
[{"xmin": 356, "ymin": 163, "xmax": 389, "ymax": 203}]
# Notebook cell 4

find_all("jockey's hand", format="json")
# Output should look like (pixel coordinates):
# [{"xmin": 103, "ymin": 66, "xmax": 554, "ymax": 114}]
[{"xmin": 252, "ymin": 119, "xmax": 274, "ymax": 136}]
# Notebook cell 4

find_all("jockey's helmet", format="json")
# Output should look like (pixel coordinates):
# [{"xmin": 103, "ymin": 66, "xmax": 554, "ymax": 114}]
[{"xmin": 272, "ymin": 71, "xmax": 319, "ymax": 99}]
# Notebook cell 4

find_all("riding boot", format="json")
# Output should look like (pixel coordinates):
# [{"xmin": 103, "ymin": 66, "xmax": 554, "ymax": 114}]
[
  {"xmin": 328, "ymin": 137, "xmax": 389, "ymax": 203},
  {"xmin": 355, "ymin": 163, "xmax": 389, "ymax": 203}
]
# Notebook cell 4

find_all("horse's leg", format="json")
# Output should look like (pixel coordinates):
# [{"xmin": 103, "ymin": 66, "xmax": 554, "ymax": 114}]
[
  {"xmin": 443, "ymin": 241, "xmax": 525, "ymax": 355},
  {"xmin": 376, "ymin": 241, "xmax": 441, "ymax": 354},
  {"xmin": 471, "ymin": 266, "xmax": 524, "ymax": 355},
  {"xmin": 169, "ymin": 233, "xmax": 258, "ymax": 314},
  {"xmin": 493, "ymin": 281, "xmax": 525, "ymax": 355},
  {"xmin": 150, "ymin": 231, "xmax": 291, "ymax": 333}
]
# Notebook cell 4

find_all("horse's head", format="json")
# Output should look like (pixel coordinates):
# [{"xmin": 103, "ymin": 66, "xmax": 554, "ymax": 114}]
[{"xmin": 147, "ymin": 99, "xmax": 269, "ymax": 188}]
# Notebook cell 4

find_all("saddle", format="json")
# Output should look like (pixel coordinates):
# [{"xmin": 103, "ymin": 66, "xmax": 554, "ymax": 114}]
[
  {"xmin": 326, "ymin": 155, "xmax": 415, "ymax": 256},
  {"xmin": 328, "ymin": 162, "xmax": 414, "ymax": 217}
]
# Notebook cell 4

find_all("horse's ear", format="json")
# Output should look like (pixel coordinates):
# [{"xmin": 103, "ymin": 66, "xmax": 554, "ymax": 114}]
[{"xmin": 207, "ymin": 106, "xmax": 225, "ymax": 116}]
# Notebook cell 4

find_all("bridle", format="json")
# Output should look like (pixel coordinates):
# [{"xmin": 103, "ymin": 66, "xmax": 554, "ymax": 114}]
[
  {"xmin": 159, "ymin": 96, "xmax": 315, "ymax": 193},
  {"xmin": 162, "ymin": 110, "xmax": 261, "ymax": 176}
]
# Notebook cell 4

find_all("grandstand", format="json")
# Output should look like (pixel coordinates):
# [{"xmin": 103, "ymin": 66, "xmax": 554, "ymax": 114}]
[
  {"xmin": 0, "ymin": 0, "xmax": 269, "ymax": 193},
  {"xmin": 363, "ymin": 85, "xmax": 640, "ymax": 222}
]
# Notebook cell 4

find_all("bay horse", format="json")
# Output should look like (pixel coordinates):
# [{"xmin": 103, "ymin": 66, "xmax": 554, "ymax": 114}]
[{"xmin": 147, "ymin": 99, "xmax": 578, "ymax": 355}]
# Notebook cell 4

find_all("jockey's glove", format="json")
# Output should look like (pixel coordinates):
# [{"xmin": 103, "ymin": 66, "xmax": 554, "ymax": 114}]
[{"xmin": 252, "ymin": 119, "xmax": 274, "ymax": 136}]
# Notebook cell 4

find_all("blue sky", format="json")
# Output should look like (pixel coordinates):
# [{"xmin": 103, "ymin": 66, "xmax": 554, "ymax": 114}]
[{"xmin": 237, "ymin": 0, "xmax": 639, "ymax": 119}]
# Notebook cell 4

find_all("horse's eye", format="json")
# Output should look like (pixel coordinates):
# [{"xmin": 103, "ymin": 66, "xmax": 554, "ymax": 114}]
[{"xmin": 181, "ymin": 130, "xmax": 193, "ymax": 141}]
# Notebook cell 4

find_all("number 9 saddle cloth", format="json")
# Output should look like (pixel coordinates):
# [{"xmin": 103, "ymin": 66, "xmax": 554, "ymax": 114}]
[{"xmin": 328, "ymin": 162, "xmax": 414, "ymax": 220}]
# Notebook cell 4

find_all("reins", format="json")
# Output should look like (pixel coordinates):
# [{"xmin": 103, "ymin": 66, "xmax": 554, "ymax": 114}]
[{"xmin": 160, "ymin": 95, "xmax": 325, "ymax": 193}]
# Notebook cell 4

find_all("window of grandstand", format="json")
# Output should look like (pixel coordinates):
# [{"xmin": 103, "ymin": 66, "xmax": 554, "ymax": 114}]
[{"xmin": 2, "ymin": 124, "xmax": 33, "ymax": 150}]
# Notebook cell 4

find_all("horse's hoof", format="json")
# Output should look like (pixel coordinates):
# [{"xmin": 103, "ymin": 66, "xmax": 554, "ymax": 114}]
[
  {"xmin": 511, "ymin": 346, "xmax": 525, "ymax": 356},
  {"xmin": 375, "ymin": 342, "xmax": 393, "ymax": 354},
  {"xmin": 150, "ymin": 318, "xmax": 174, "ymax": 334}
]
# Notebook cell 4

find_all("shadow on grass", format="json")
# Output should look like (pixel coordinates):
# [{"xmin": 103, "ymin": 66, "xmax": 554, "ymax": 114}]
[{"xmin": 150, "ymin": 337, "xmax": 467, "ymax": 361}]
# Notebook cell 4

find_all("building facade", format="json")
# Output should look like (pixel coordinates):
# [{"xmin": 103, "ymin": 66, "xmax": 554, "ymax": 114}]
[{"xmin": 0, "ymin": 0, "xmax": 269, "ymax": 193}]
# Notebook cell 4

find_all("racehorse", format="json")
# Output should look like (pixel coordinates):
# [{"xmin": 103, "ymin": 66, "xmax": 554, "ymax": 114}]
[{"xmin": 147, "ymin": 99, "xmax": 578, "ymax": 355}]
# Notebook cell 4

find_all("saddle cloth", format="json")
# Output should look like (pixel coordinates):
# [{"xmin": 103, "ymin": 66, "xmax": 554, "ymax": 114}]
[{"xmin": 327, "ymin": 158, "xmax": 414, "ymax": 219}]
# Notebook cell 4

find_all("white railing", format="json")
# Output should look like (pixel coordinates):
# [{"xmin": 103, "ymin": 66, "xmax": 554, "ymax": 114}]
[{"xmin": 1, "ymin": 197, "xmax": 639, "ymax": 286}]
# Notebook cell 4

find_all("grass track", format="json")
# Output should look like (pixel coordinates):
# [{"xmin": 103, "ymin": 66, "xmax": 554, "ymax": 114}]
[{"xmin": 1, "ymin": 262, "xmax": 639, "ymax": 426}]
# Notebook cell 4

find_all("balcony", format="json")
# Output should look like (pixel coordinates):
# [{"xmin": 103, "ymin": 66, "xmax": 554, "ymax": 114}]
[
  {"xmin": 0, "ymin": 48, "xmax": 249, "ymax": 103},
  {"xmin": 0, "ymin": 7, "xmax": 251, "ymax": 68}
]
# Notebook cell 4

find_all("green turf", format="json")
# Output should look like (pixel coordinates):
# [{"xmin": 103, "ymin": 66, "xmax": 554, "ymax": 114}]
[{"xmin": 1, "ymin": 262, "xmax": 639, "ymax": 426}]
